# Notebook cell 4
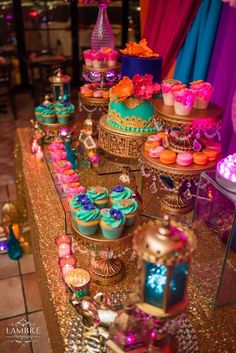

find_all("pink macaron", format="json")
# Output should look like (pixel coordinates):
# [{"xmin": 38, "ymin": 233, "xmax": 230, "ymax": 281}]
[
  {"xmin": 93, "ymin": 90, "xmax": 103, "ymax": 98},
  {"xmin": 207, "ymin": 142, "xmax": 222, "ymax": 154},
  {"xmin": 147, "ymin": 135, "xmax": 162, "ymax": 143},
  {"xmin": 149, "ymin": 146, "xmax": 164, "ymax": 158},
  {"xmin": 176, "ymin": 152, "xmax": 193, "ymax": 166}
]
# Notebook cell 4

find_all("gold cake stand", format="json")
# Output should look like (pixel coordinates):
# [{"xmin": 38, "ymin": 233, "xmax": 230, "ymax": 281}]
[
  {"xmin": 71, "ymin": 215, "xmax": 140, "ymax": 285},
  {"xmin": 98, "ymin": 115, "xmax": 152, "ymax": 159},
  {"xmin": 140, "ymin": 149, "xmax": 218, "ymax": 215},
  {"xmin": 38, "ymin": 119, "xmax": 75, "ymax": 141}
]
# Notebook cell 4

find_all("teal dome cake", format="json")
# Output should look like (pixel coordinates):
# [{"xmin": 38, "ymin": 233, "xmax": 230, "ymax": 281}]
[{"xmin": 106, "ymin": 75, "xmax": 160, "ymax": 133}]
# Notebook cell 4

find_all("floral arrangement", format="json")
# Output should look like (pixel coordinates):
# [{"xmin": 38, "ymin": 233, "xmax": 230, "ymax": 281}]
[
  {"xmin": 112, "ymin": 185, "xmax": 125, "ymax": 192},
  {"xmin": 77, "ymin": 194, "xmax": 92, "ymax": 205},
  {"xmin": 111, "ymin": 74, "xmax": 160, "ymax": 102},
  {"xmin": 109, "ymin": 208, "xmax": 123, "ymax": 220},
  {"xmin": 120, "ymin": 39, "xmax": 159, "ymax": 58}
]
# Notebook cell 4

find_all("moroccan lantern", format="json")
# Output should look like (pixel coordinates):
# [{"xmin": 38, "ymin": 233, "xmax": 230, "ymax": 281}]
[
  {"xmin": 133, "ymin": 217, "xmax": 196, "ymax": 318},
  {"xmin": 49, "ymin": 68, "xmax": 71, "ymax": 102}
]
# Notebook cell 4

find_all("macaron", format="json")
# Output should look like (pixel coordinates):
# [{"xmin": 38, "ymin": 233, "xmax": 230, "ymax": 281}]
[
  {"xmin": 93, "ymin": 90, "xmax": 103, "ymax": 98},
  {"xmin": 157, "ymin": 132, "xmax": 167, "ymax": 140},
  {"xmin": 144, "ymin": 140, "xmax": 159, "ymax": 152},
  {"xmin": 193, "ymin": 152, "xmax": 208, "ymax": 165},
  {"xmin": 149, "ymin": 146, "xmax": 164, "ymax": 158},
  {"xmin": 102, "ymin": 91, "xmax": 110, "ymax": 99},
  {"xmin": 202, "ymin": 149, "xmax": 218, "ymax": 161},
  {"xmin": 147, "ymin": 135, "xmax": 162, "ymax": 143},
  {"xmin": 176, "ymin": 152, "xmax": 193, "ymax": 166},
  {"xmin": 160, "ymin": 150, "xmax": 176, "ymax": 165},
  {"xmin": 207, "ymin": 142, "xmax": 222, "ymax": 154},
  {"xmin": 83, "ymin": 89, "xmax": 93, "ymax": 97}
]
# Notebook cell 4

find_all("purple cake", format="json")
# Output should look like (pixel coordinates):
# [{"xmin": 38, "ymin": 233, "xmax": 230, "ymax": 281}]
[{"xmin": 121, "ymin": 54, "xmax": 163, "ymax": 83}]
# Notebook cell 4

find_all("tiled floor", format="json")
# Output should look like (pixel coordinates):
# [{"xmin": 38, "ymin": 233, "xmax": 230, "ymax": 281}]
[{"xmin": 0, "ymin": 94, "xmax": 51, "ymax": 353}]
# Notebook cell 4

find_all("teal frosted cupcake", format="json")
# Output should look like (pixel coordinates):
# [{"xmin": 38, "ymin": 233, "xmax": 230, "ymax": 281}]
[
  {"xmin": 100, "ymin": 208, "xmax": 125, "ymax": 239},
  {"xmin": 70, "ymin": 194, "xmax": 92, "ymax": 218},
  {"xmin": 113, "ymin": 198, "xmax": 139, "ymax": 226},
  {"xmin": 35, "ymin": 104, "xmax": 44, "ymax": 121},
  {"xmin": 86, "ymin": 186, "xmax": 109, "ymax": 209},
  {"xmin": 55, "ymin": 102, "xmax": 75, "ymax": 123},
  {"xmin": 41, "ymin": 102, "xmax": 56, "ymax": 124},
  {"xmin": 75, "ymin": 203, "xmax": 100, "ymax": 235},
  {"xmin": 110, "ymin": 185, "xmax": 133, "ymax": 205}
]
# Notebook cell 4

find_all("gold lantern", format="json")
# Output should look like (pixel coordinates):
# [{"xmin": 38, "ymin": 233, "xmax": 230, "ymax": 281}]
[
  {"xmin": 133, "ymin": 217, "xmax": 196, "ymax": 318},
  {"xmin": 49, "ymin": 68, "xmax": 71, "ymax": 102}
]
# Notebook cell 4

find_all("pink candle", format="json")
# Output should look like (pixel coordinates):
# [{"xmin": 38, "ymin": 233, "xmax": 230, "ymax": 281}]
[
  {"xmin": 35, "ymin": 146, "xmax": 44, "ymax": 162},
  {"xmin": 31, "ymin": 140, "xmax": 38, "ymax": 154},
  {"xmin": 58, "ymin": 255, "xmax": 77, "ymax": 277},
  {"xmin": 55, "ymin": 235, "xmax": 72, "ymax": 258}
]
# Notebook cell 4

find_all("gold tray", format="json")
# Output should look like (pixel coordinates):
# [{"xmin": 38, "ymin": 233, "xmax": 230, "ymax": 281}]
[
  {"xmin": 79, "ymin": 94, "xmax": 109, "ymax": 107},
  {"xmin": 82, "ymin": 63, "xmax": 121, "ymax": 73},
  {"xmin": 153, "ymin": 99, "xmax": 222, "ymax": 129}
]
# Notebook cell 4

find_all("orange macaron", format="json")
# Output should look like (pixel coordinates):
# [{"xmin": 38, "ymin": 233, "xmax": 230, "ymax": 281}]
[
  {"xmin": 83, "ymin": 89, "xmax": 93, "ymax": 97},
  {"xmin": 102, "ymin": 91, "xmax": 110, "ymax": 99},
  {"xmin": 193, "ymin": 152, "xmax": 208, "ymax": 165},
  {"xmin": 157, "ymin": 132, "xmax": 168, "ymax": 140},
  {"xmin": 144, "ymin": 140, "xmax": 159, "ymax": 152},
  {"xmin": 202, "ymin": 149, "xmax": 218, "ymax": 161},
  {"xmin": 160, "ymin": 150, "xmax": 176, "ymax": 165}
]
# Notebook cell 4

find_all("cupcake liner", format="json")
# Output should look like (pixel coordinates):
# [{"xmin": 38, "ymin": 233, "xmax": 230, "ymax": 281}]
[
  {"xmin": 100, "ymin": 220, "xmax": 124, "ymax": 239},
  {"xmin": 76, "ymin": 219, "xmax": 100, "ymax": 235}
]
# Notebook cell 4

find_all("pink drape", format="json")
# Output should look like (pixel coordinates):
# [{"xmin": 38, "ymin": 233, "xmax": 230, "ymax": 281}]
[{"xmin": 142, "ymin": 0, "xmax": 201, "ymax": 78}]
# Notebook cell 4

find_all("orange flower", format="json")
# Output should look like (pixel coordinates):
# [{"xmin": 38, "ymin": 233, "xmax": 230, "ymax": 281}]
[
  {"xmin": 120, "ymin": 39, "xmax": 159, "ymax": 58},
  {"xmin": 111, "ymin": 76, "xmax": 134, "ymax": 101}
]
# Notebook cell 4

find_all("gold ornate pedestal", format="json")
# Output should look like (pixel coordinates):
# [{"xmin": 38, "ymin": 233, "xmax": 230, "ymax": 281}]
[
  {"xmin": 71, "ymin": 216, "xmax": 139, "ymax": 285},
  {"xmin": 98, "ymin": 115, "xmax": 151, "ymax": 159},
  {"xmin": 38, "ymin": 118, "xmax": 76, "ymax": 141}
]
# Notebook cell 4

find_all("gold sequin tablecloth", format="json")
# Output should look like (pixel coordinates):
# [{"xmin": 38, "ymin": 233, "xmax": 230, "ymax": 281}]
[{"xmin": 16, "ymin": 128, "xmax": 236, "ymax": 353}]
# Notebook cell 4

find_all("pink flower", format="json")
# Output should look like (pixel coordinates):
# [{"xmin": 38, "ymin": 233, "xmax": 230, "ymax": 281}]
[{"xmin": 133, "ymin": 74, "xmax": 160, "ymax": 99}]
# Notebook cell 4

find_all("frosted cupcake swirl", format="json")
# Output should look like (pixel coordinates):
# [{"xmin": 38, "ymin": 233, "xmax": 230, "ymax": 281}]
[
  {"xmin": 110, "ymin": 185, "xmax": 133, "ymax": 201},
  {"xmin": 112, "ymin": 198, "xmax": 138, "ymax": 215},
  {"xmin": 55, "ymin": 102, "xmax": 75, "ymax": 115},
  {"xmin": 101, "ymin": 208, "xmax": 125, "ymax": 228},
  {"xmin": 41, "ymin": 103, "xmax": 55, "ymax": 116},
  {"xmin": 76, "ymin": 204, "xmax": 100, "ymax": 222},
  {"xmin": 86, "ymin": 186, "xmax": 109, "ymax": 201}
]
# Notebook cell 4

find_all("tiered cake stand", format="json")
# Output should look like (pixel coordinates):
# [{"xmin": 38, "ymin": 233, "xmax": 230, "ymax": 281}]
[
  {"xmin": 79, "ymin": 64, "xmax": 121, "ymax": 114},
  {"xmin": 71, "ymin": 216, "xmax": 140, "ymax": 285},
  {"xmin": 140, "ymin": 99, "xmax": 222, "ymax": 215},
  {"xmin": 98, "ymin": 115, "xmax": 152, "ymax": 159}
]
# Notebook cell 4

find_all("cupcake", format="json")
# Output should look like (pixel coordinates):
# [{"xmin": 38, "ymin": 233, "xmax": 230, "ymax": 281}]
[
  {"xmin": 100, "ymin": 208, "xmax": 125, "ymax": 239},
  {"xmin": 49, "ymin": 141, "xmax": 65, "ymax": 152},
  {"xmin": 65, "ymin": 183, "xmax": 86, "ymax": 199},
  {"xmin": 113, "ymin": 198, "xmax": 139, "ymax": 226},
  {"xmin": 70, "ymin": 193, "xmax": 93, "ymax": 218},
  {"xmin": 60, "ymin": 169, "xmax": 79, "ymax": 185},
  {"xmin": 35, "ymin": 104, "xmax": 44, "ymax": 122},
  {"xmin": 54, "ymin": 160, "xmax": 72, "ymax": 174},
  {"xmin": 190, "ymin": 81, "xmax": 213, "ymax": 109},
  {"xmin": 161, "ymin": 80, "xmax": 185, "ymax": 106},
  {"xmin": 110, "ymin": 185, "xmax": 133, "ymax": 205},
  {"xmin": 173, "ymin": 89, "xmax": 196, "ymax": 116},
  {"xmin": 75, "ymin": 203, "xmax": 100, "ymax": 235},
  {"xmin": 83, "ymin": 49, "xmax": 93, "ymax": 67},
  {"xmin": 41, "ymin": 102, "xmax": 56, "ymax": 124},
  {"xmin": 51, "ymin": 150, "xmax": 67, "ymax": 163},
  {"xmin": 86, "ymin": 186, "xmax": 109, "ymax": 209},
  {"xmin": 55, "ymin": 102, "xmax": 75, "ymax": 123},
  {"xmin": 107, "ymin": 50, "xmax": 119, "ymax": 67},
  {"xmin": 91, "ymin": 51, "xmax": 104, "ymax": 68}
]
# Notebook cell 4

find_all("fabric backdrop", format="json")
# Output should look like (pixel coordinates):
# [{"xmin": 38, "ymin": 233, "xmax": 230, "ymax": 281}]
[
  {"xmin": 174, "ymin": 0, "xmax": 222, "ymax": 84},
  {"xmin": 142, "ymin": 0, "xmax": 201, "ymax": 78},
  {"xmin": 207, "ymin": 4, "xmax": 236, "ymax": 155}
]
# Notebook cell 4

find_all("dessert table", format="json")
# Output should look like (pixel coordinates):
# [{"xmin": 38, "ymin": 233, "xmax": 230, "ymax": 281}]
[{"xmin": 15, "ymin": 127, "xmax": 236, "ymax": 353}]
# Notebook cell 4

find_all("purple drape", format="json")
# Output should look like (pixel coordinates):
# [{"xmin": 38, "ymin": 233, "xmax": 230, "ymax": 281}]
[{"xmin": 207, "ymin": 4, "xmax": 236, "ymax": 156}]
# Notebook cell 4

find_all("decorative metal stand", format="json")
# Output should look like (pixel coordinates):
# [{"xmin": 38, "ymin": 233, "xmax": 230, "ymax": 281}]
[
  {"xmin": 38, "ymin": 119, "xmax": 75, "ymax": 142},
  {"xmin": 140, "ymin": 99, "xmax": 222, "ymax": 215},
  {"xmin": 98, "ymin": 115, "xmax": 151, "ymax": 159},
  {"xmin": 71, "ymin": 216, "xmax": 140, "ymax": 285}
]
